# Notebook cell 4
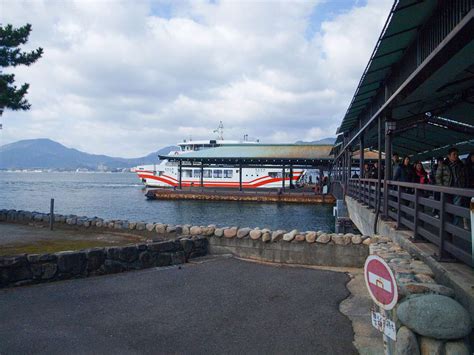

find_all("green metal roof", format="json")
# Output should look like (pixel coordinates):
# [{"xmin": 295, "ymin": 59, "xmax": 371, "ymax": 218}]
[
  {"xmin": 337, "ymin": 0, "xmax": 438, "ymax": 134},
  {"xmin": 160, "ymin": 144, "xmax": 333, "ymax": 165}
]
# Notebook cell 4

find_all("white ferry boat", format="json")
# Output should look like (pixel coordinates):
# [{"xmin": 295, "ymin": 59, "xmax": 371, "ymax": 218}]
[{"xmin": 133, "ymin": 125, "xmax": 305, "ymax": 189}]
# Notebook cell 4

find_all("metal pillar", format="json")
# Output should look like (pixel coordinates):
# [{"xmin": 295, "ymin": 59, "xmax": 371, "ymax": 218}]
[
  {"xmin": 178, "ymin": 160, "xmax": 182, "ymax": 189},
  {"xmin": 359, "ymin": 133, "xmax": 365, "ymax": 177},
  {"xmin": 239, "ymin": 164, "xmax": 243, "ymax": 191},
  {"xmin": 282, "ymin": 165, "xmax": 286, "ymax": 191},
  {"xmin": 289, "ymin": 166, "xmax": 294, "ymax": 189},
  {"xmin": 384, "ymin": 120, "xmax": 394, "ymax": 217},
  {"xmin": 200, "ymin": 164, "xmax": 204, "ymax": 189}
]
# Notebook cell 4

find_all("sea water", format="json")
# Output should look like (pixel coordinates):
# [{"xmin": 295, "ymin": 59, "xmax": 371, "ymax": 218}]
[{"xmin": 0, "ymin": 172, "xmax": 335, "ymax": 232}]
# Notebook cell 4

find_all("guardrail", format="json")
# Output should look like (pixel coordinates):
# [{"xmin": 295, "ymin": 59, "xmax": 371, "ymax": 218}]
[{"xmin": 347, "ymin": 178, "xmax": 474, "ymax": 266}]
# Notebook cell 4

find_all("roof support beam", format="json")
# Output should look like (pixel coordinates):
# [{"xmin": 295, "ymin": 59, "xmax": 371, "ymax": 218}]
[{"xmin": 334, "ymin": 9, "xmax": 474, "ymax": 161}]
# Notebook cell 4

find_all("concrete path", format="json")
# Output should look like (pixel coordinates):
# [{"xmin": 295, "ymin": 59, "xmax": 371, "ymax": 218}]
[{"xmin": 0, "ymin": 256, "xmax": 356, "ymax": 354}]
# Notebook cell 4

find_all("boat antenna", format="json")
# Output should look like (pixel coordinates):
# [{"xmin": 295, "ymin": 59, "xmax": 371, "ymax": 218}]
[{"xmin": 213, "ymin": 121, "xmax": 224, "ymax": 140}]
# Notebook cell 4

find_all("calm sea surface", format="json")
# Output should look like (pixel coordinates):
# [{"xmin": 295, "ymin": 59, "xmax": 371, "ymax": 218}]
[{"xmin": 0, "ymin": 172, "xmax": 335, "ymax": 232}]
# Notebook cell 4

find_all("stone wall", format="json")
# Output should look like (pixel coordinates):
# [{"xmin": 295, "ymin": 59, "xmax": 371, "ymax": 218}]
[
  {"xmin": 0, "ymin": 237, "xmax": 208, "ymax": 288},
  {"xmin": 369, "ymin": 239, "xmax": 472, "ymax": 354}
]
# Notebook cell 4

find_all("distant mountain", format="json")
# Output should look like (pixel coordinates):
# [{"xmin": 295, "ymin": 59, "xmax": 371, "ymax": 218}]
[
  {"xmin": 295, "ymin": 137, "xmax": 336, "ymax": 145},
  {"xmin": 0, "ymin": 138, "xmax": 178, "ymax": 170}
]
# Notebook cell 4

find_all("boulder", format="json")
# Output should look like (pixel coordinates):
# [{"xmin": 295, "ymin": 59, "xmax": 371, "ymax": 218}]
[
  {"xmin": 419, "ymin": 337, "xmax": 443, "ymax": 355},
  {"xmin": 214, "ymin": 228, "xmax": 224, "ymax": 237},
  {"xmin": 224, "ymin": 227, "xmax": 238, "ymax": 239},
  {"xmin": 294, "ymin": 234, "xmax": 305, "ymax": 242},
  {"xmin": 86, "ymin": 248, "xmax": 105, "ymax": 271},
  {"xmin": 395, "ymin": 326, "xmax": 420, "ymax": 355},
  {"xmin": 41, "ymin": 263, "xmax": 58, "ymax": 280},
  {"xmin": 102, "ymin": 260, "xmax": 125, "ymax": 274},
  {"xmin": 414, "ymin": 274, "xmax": 435, "ymax": 284},
  {"xmin": 305, "ymin": 231, "xmax": 317, "ymax": 243},
  {"xmin": 316, "ymin": 233, "xmax": 331, "ymax": 244},
  {"xmin": 136, "ymin": 222, "xmax": 146, "ymax": 231},
  {"xmin": 362, "ymin": 237, "xmax": 372, "ymax": 245},
  {"xmin": 249, "ymin": 229, "xmax": 262, "ymax": 240},
  {"xmin": 113, "ymin": 221, "xmax": 123, "ymax": 230},
  {"xmin": 400, "ymin": 283, "xmax": 455, "ymax": 298},
  {"xmin": 190, "ymin": 226, "xmax": 203, "ymax": 236},
  {"xmin": 155, "ymin": 223, "xmax": 167, "ymax": 234},
  {"xmin": 332, "ymin": 234, "xmax": 351, "ymax": 245},
  {"xmin": 237, "ymin": 227, "xmax": 251, "ymax": 239},
  {"xmin": 351, "ymin": 235, "xmax": 362, "ymax": 245},
  {"xmin": 166, "ymin": 225, "xmax": 177, "ymax": 234},
  {"xmin": 139, "ymin": 251, "xmax": 154, "ymax": 268},
  {"xmin": 128, "ymin": 222, "xmax": 137, "ymax": 230},
  {"xmin": 261, "ymin": 232, "xmax": 271, "ymax": 243},
  {"xmin": 271, "ymin": 230, "xmax": 285, "ymax": 242},
  {"xmin": 444, "ymin": 341, "xmax": 470, "ymax": 355},
  {"xmin": 202, "ymin": 226, "xmax": 215, "ymax": 236},
  {"xmin": 182, "ymin": 225, "xmax": 190, "ymax": 235},
  {"xmin": 146, "ymin": 223, "xmax": 155, "ymax": 232},
  {"xmin": 118, "ymin": 246, "xmax": 139, "ymax": 263},
  {"xmin": 283, "ymin": 230, "xmax": 298, "ymax": 242},
  {"xmin": 397, "ymin": 294, "xmax": 472, "ymax": 339}
]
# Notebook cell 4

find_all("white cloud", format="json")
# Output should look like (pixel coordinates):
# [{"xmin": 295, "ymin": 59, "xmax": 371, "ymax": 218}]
[{"xmin": 0, "ymin": 0, "xmax": 393, "ymax": 157}]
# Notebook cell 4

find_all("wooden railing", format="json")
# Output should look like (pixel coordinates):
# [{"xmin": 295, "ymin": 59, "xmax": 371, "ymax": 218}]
[{"xmin": 348, "ymin": 178, "xmax": 474, "ymax": 267}]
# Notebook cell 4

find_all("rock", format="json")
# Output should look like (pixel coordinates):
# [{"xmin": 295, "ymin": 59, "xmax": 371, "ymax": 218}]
[
  {"xmin": 362, "ymin": 237, "xmax": 372, "ymax": 245},
  {"xmin": 113, "ymin": 221, "xmax": 123, "ymax": 230},
  {"xmin": 332, "ymin": 234, "xmax": 351, "ymax": 245},
  {"xmin": 190, "ymin": 226, "xmax": 203, "ymax": 236},
  {"xmin": 283, "ymin": 229, "xmax": 298, "ymax": 242},
  {"xmin": 214, "ymin": 228, "xmax": 224, "ymax": 237},
  {"xmin": 56, "ymin": 251, "xmax": 87, "ymax": 275},
  {"xmin": 271, "ymin": 230, "xmax": 285, "ymax": 242},
  {"xmin": 419, "ymin": 337, "xmax": 444, "ymax": 355},
  {"xmin": 261, "ymin": 232, "xmax": 271, "ymax": 242},
  {"xmin": 139, "ymin": 251, "xmax": 154, "ymax": 268},
  {"xmin": 180, "ymin": 239, "xmax": 195, "ymax": 254},
  {"xmin": 414, "ymin": 274, "xmax": 435, "ymax": 284},
  {"xmin": 395, "ymin": 326, "xmax": 420, "ymax": 355},
  {"xmin": 400, "ymin": 283, "xmax": 455, "ymax": 298},
  {"xmin": 155, "ymin": 223, "xmax": 167, "ymax": 234},
  {"xmin": 294, "ymin": 234, "xmax": 305, "ymax": 242},
  {"xmin": 224, "ymin": 227, "xmax": 238, "ymax": 238},
  {"xmin": 316, "ymin": 233, "xmax": 331, "ymax": 244},
  {"xmin": 249, "ymin": 229, "xmax": 262, "ymax": 240},
  {"xmin": 83, "ymin": 220, "xmax": 90, "ymax": 228},
  {"xmin": 0, "ymin": 256, "xmax": 32, "ymax": 283},
  {"xmin": 237, "ymin": 228, "xmax": 251, "ymax": 239},
  {"xmin": 102, "ymin": 260, "xmax": 125, "ymax": 274},
  {"xmin": 444, "ymin": 341, "xmax": 470, "ymax": 355},
  {"xmin": 351, "ymin": 235, "xmax": 362, "ymax": 245},
  {"xmin": 166, "ymin": 225, "xmax": 177, "ymax": 234},
  {"xmin": 136, "ymin": 222, "xmax": 146, "ymax": 231},
  {"xmin": 397, "ymin": 294, "xmax": 472, "ymax": 339},
  {"xmin": 95, "ymin": 221, "xmax": 103, "ymax": 228},
  {"xmin": 128, "ymin": 222, "xmax": 137, "ymax": 230},
  {"xmin": 41, "ymin": 263, "xmax": 58, "ymax": 279},
  {"xmin": 182, "ymin": 225, "xmax": 190, "ymax": 235},
  {"xmin": 305, "ymin": 231, "xmax": 317, "ymax": 243},
  {"xmin": 119, "ymin": 246, "xmax": 139, "ymax": 263},
  {"xmin": 86, "ymin": 248, "xmax": 105, "ymax": 272},
  {"xmin": 202, "ymin": 226, "xmax": 215, "ymax": 236},
  {"xmin": 146, "ymin": 223, "xmax": 155, "ymax": 232}
]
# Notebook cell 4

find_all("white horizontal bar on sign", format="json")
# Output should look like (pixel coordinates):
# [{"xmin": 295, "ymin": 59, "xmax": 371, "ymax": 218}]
[{"xmin": 368, "ymin": 271, "xmax": 392, "ymax": 293}]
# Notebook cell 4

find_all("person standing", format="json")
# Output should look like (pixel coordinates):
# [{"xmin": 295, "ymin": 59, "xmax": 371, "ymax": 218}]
[
  {"xmin": 391, "ymin": 153, "xmax": 400, "ymax": 180},
  {"xmin": 464, "ymin": 152, "xmax": 474, "ymax": 189},
  {"xmin": 394, "ymin": 156, "xmax": 414, "ymax": 182},
  {"xmin": 414, "ymin": 161, "xmax": 428, "ymax": 184},
  {"xmin": 436, "ymin": 148, "xmax": 467, "ymax": 226}
]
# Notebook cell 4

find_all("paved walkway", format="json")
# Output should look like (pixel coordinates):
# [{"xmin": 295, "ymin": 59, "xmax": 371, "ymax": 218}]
[{"xmin": 0, "ymin": 257, "xmax": 356, "ymax": 354}]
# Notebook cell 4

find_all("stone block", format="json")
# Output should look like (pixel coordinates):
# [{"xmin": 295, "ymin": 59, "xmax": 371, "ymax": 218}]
[
  {"xmin": 148, "ymin": 241, "xmax": 178, "ymax": 253},
  {"xmin": 102, "ymin": 260, "xmax": 125, "ymax": 274},
  {"xmin": 444, "ymin": 341, "xmax": 470, "ymax": 355},
  {"xmin": 271, "ymin": 230, "xmax": 285, "ymax": 242},
  {"xmin": 139, "ymin": 251, "xmax": 154, "ymax": 268},
  {"xmin": 224, "ymin": 227, "xmax": 238, "ymax": 239},
  {"xmin": 136, "ymin": 222, "xmax": 146, "ymax": 231},
  {"xmin": 214, "ymin": 228, "xmax": 224, "ymax": 237},
  {"xmin": 294, "ymin": 234, "xmax": 305, "ymax": 242},
  {"xmin": 261, "ymin": 232, "xmax": 271, "ymax": 242},
  {"xmin": 316, "ymin": 233, "xmax": 330, "ymax": 244},
  {"xmin": 249, "ymin": 229, "xmax": 262, "ymax": 240},
  {"xmin": 118, "ymin": 246, "xmax": 138, "ymax": 263},
  {"xmin": 395, "ymin": 326, "xmax": 420, "ymax": 355},
  {"xmin": 86, "ymin": 248, "xmax": 105, "ymax": 271},
  {"xmin": 237, "ymin": 228, "xmax": 251, "ymax": 239},
  {"xmin": 56, "ymin": 251, "xmax": 87, "ymax": 275},
  {"xmin": 155, "ymin": 253, "xmax": 172, "ymax": 267},
  {"xmin": 419, "ymin": 337, "xmax": 443, "ymax": 355},
  {"xmin": 190, "ymin": 226, "xmax": 202, "ymax": 236},
  {"xmin": 283, "ymin": 229, "xmax": 298, "ymax": 242},
  {"xmin": 305, "ymin": 231, "xmax": 317, "ymax": 243}
]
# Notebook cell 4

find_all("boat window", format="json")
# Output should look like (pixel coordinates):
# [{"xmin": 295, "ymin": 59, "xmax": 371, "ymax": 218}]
[
  {"xmin": 193, "ymin": 170, "xmax": 201, "ymax": 178},
  {"xmin": 213, "ymin": 170, "xmax": 223, "ymax": 178},
  {"xmin": 183, "ymin": 170, "xmax": 192, "ymax": 178},
  {"xmin": 224, "ymin": 170, "xmax": 233, "ymax": 178},
  {"xmin": 203, "ymin": 169, "xmax": 212, "ymax": 178},
  {"xmin": 269, "ymin": 172, "xmax": 281, "ymax": 178}
]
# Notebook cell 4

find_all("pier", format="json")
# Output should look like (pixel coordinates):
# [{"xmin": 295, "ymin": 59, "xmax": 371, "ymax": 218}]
[{"xmin": 145, "ymin": 187, "xmax": 335, "ymax": 204}]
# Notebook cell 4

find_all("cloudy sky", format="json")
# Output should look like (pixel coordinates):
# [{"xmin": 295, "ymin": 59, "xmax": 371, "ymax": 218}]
[{"xmin": 1, "ymin": 0, "xmax": 393, "ymax": 157}]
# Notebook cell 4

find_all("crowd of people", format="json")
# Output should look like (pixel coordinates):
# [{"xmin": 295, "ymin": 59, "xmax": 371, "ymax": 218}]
[{"xmin": 354, "ymin": 148, "xmax": 474, "ymax": 189}]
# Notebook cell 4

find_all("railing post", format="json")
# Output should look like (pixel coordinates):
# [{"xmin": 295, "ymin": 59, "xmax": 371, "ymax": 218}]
[
  {"xmin": 396, "ymin": 186, "xmax": 401, "ymax": 229},
  {"xmin": 413, "ymin": 187, "xmax": 421, "ymax": 241},
  {"xmin": 49, "ymin": 198, "xmax": 54, "ymax": 231},
  {"xmin": 438, "ymin": 192, "xmax": 448, "ymax": 260}
]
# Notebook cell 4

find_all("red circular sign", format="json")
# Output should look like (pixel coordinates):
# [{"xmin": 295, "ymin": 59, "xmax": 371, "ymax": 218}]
[{"xmin": 364, "ymin": 255, "xmax": 398, "ymax": 310}]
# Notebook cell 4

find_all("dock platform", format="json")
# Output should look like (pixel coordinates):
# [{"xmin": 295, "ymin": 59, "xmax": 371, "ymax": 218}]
[{"xmin": 145, "ymin": 188, "xmax": 335, "ymax": 204}]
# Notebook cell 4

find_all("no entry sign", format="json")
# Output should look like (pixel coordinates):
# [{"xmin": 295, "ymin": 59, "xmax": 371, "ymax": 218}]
[{"xmin": 364, "ymin": 255, "xmax": 398, "ymax": 310}]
